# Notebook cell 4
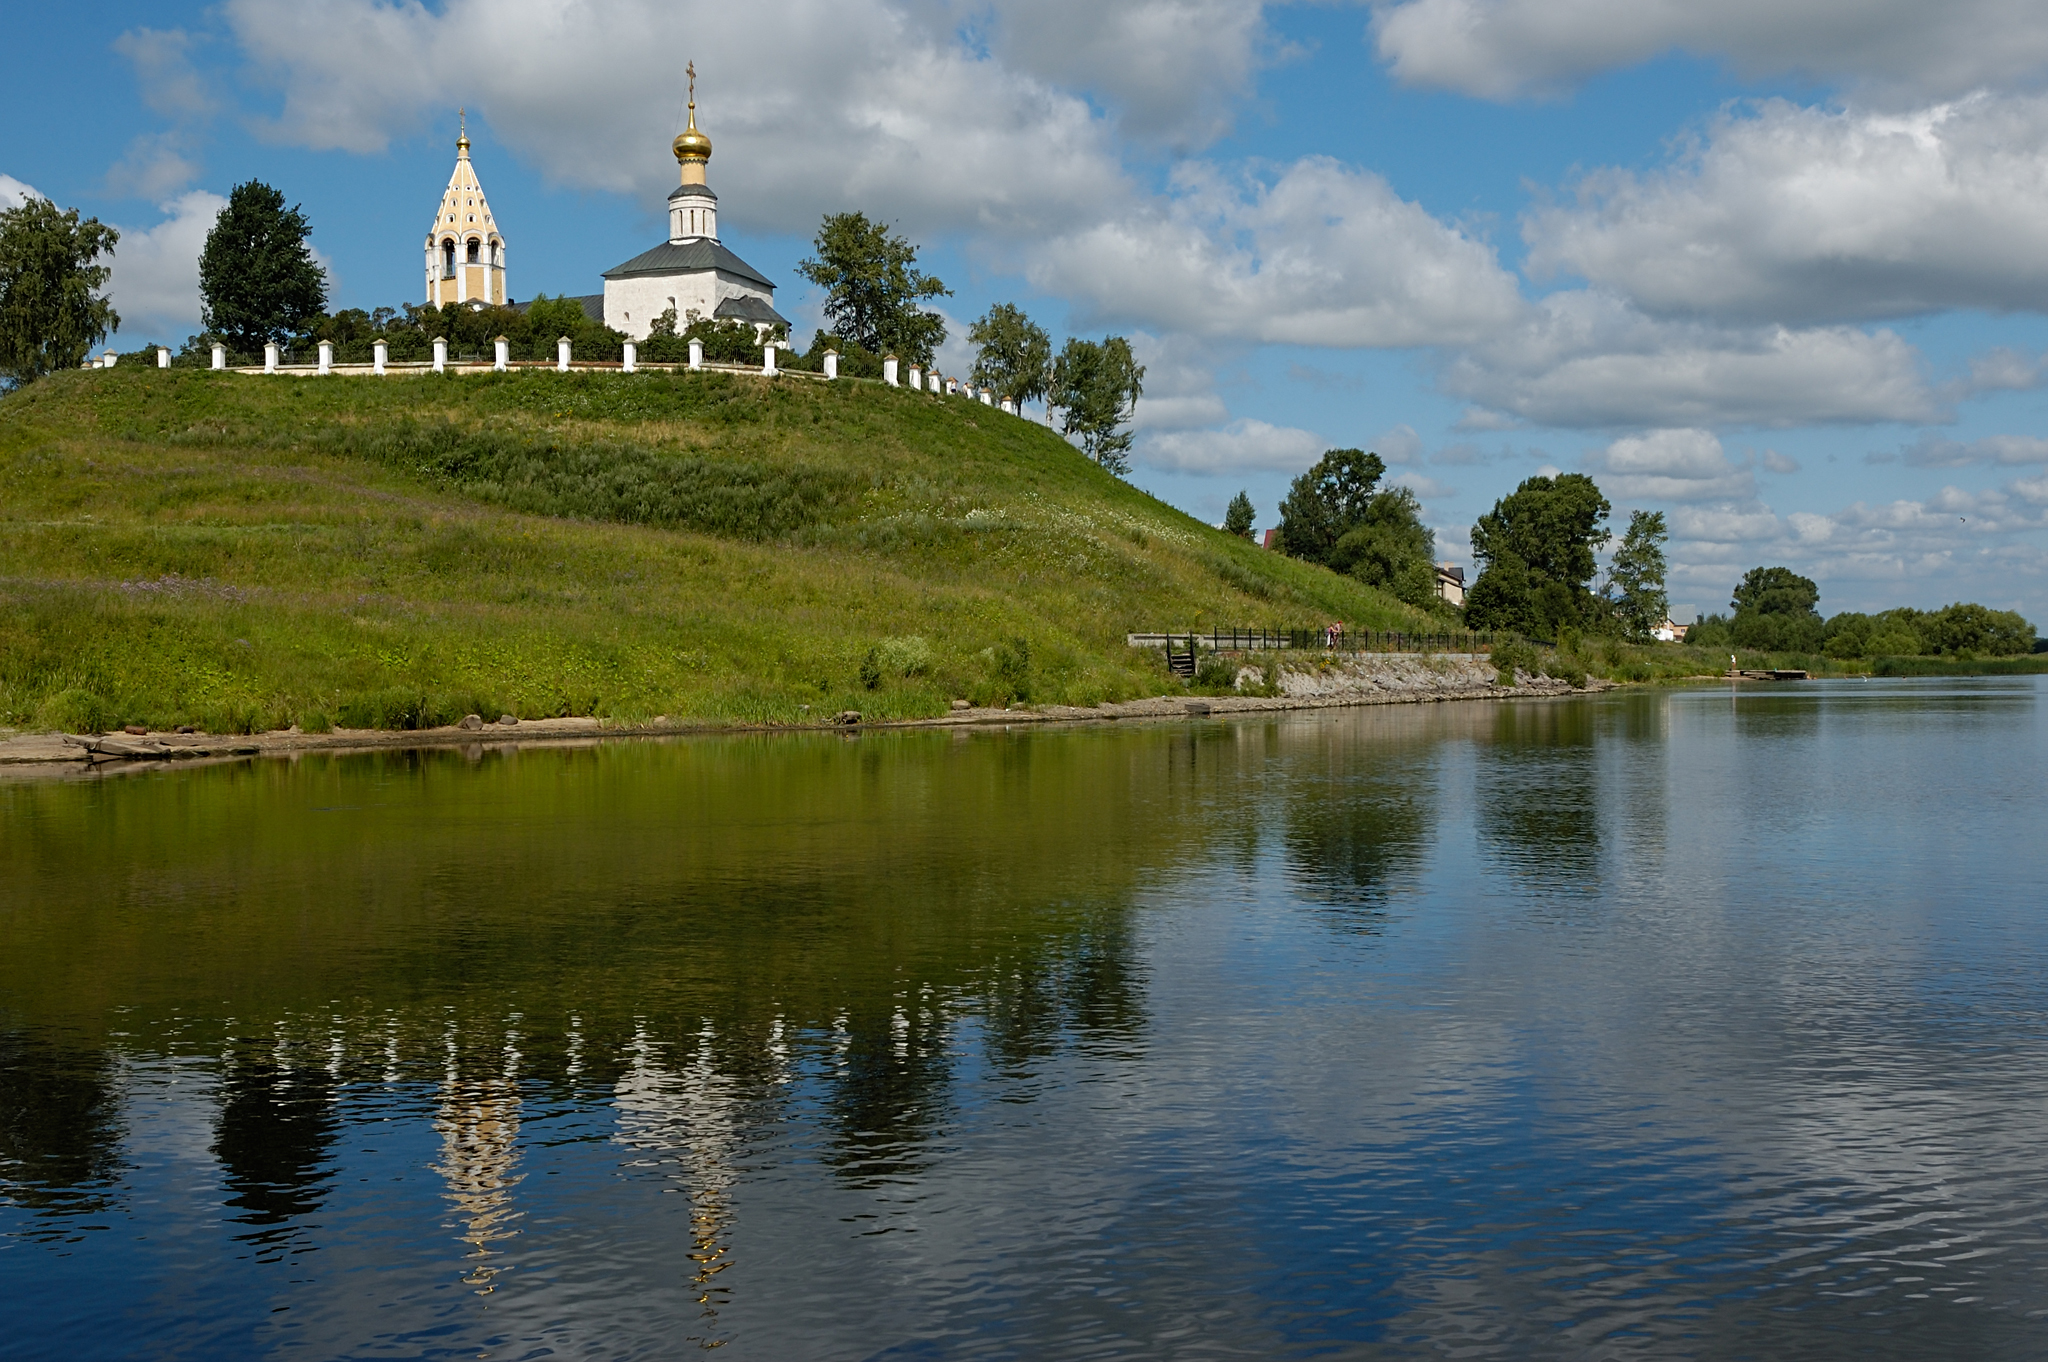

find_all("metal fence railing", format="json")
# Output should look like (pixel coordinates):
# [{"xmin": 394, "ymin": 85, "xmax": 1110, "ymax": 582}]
[{"xmin": 1128, "ymin": 628, "xmax": 1502, "ymax": 654}]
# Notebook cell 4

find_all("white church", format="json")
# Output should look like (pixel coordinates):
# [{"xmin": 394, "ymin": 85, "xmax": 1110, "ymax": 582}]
[{"xmin": 425, "ymin": 71, "xmax": 787, "ymax": 340}]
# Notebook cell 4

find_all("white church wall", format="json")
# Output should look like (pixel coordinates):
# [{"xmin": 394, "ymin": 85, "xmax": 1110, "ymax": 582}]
[{"xmin": 603, "ymin": 271, "xmax": 779, "ymax": 341}]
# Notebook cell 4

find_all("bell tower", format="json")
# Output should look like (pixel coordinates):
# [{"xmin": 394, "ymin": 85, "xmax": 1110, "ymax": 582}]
[
  {"xmin": 667, "ymin": 64, "xmax": 718, "ymax": 245},
  {"xmin": 425, "ymin": 110, "xmax": 508, "ymax": 307}
]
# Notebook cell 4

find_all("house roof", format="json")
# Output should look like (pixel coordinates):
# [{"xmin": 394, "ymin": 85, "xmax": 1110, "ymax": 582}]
[
  {"xmin": 713, "ymin": 294, "xmax": 790, "ymax": 327},
  {"xmin": 667, "ymin": 183, "xmax": 718, "ymax": 202},
  {"xmin": 601, "ymin": 239, "xmax": 775, "ymax": 291}
]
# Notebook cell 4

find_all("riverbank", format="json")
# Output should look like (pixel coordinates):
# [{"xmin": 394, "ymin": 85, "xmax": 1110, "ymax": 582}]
[{"xmin": 0, "ymin": 652, "xmax": 1603, "ymax": 772}]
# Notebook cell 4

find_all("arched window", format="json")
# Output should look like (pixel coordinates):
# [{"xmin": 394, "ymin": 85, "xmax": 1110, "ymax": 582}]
[
  {"xmin": 442, "ymin": 239, "xmax": 456, "ymax": 277},
  {"xmin": 467, "ymin": 238, "xmax": 481, "ymax": 264}
]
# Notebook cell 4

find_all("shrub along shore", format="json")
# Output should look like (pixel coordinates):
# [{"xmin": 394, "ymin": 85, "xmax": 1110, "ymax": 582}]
[{"xmin": 3, "ymin": 365, "xmax": 1450, "ymax": 734}]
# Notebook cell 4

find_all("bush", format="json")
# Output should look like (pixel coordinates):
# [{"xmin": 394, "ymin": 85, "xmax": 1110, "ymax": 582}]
[
  {"xmin": 875, "ymin": 635, "xmax": 933, "ymax": 678},
  {"xmin": 986, "ymin": 637, "xmax": 1032, "ymax": 703},
  {"xmin": 1488, "ymin": 640, "xmax": 1537, "ymax": 685},
  {"xmin": 1192, "ymin": 654, "xmax": 1237, "ymax": 691}
]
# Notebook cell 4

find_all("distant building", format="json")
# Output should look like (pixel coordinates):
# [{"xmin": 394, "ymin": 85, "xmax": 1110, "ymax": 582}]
[
  {"xmin": 425, "ymin": 112, "xmax": 507, "ymax": 308},
  {"xmin": 1262, "ymin": 528, "xmax": 1281, "ymax": 550},
  {"xmin": 600, "ymin": 66, "xmax": 787, "ymax": 342},
  {"xmin": 1651, "ymin": 618, "xmax": 1690, "ymax": 642},
  {"xmin": 1434, "ymin": 562, "xmax": 1466, "ymax": 606}
]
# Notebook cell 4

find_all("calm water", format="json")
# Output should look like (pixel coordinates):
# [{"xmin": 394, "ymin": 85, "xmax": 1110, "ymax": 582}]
[{"xmin": 4, "ymin": 679, "xmax": 2047, "ymax": 1359}]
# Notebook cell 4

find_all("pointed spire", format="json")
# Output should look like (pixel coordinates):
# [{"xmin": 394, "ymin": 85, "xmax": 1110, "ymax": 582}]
[
  {"xmin": 457, "ymin": 107, "xmax": 470, "ymax": 158},
  {"xmin": 672, "ymin": 61, "xmax": 712, "ymax": 183}
]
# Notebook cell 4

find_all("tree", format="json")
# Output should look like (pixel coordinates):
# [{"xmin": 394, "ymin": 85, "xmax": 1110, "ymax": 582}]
[
  {"xmin": 1465, "ymin": 474, "xmax": 1611, "ymax": 637},
  {"xmin": 1726, "ymin": 565, "xmax": 1822, "ymax": 651},
  {"xmin": 1275, "ymin": 448, "xmax": 1387, "ymax": 567},
  {"xmin": 1330, "ymin": 486, "xmax": 1439, "ymax": 609},
  {"xmin": 969, "ymin": 302, "xmax": 1051, "ymax": 410},
  {"xmin": 1603, "ymin": 509, "xmax": 1669, "ymax": 641},
  {"xmin": 0, "ymin": 195, "xmax": 119, "ymax": 387},
  {"xmin": 1223, "ymin": 490, "xmax": 1256, "ymax": 539},
  {"xmin": 798, "ymin": 211, "xmax": 949, "ymax": 364},
  {"xmin": 199, "ymin": 181, "xmax": 327, "ymax": 353},
  {"xmin": 1049, "ymin": 336, "xmax": 1145, "ymax": 475}
]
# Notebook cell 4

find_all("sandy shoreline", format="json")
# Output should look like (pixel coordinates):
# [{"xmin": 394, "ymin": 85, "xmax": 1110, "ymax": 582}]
[{"xmin": 0, "ymin": 654, "xmax": 1605, "ymax": 778}]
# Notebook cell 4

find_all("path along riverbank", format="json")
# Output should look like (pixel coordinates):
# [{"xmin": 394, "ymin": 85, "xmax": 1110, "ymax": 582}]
[{"xmin": 0, "ymin": 653, "xmax": 1606, "ymax": 776}]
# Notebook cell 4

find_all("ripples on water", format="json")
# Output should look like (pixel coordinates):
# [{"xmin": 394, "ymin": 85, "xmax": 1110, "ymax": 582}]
[{"xmin": 3, "ymin": 679, "xmax": 2046, "ymax": 1358}]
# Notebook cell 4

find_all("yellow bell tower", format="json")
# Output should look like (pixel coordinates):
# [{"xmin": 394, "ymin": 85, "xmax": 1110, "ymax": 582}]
[{"xmin": 425, "ymin": 111, "xmax": 507, "ymax": 308}]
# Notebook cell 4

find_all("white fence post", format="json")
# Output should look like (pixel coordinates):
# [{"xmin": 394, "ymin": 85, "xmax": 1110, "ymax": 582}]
[
  {"xmin": 688, "ymin": 337, "xmax": 704, "ymax": 370},
  {"xmin": 1001, "ymin": 395, "xmax": 1015, "ymax": 415},
  {"xmin": 211, "ymin": 343, "xmax": 225, "ymax": 370},
  {"xmin": 979, "ymin": 389, "xmax": 993, "ymax": 406},
  {"xmin": 622, "ymin": 340, "xmax": 636, "ymax": 373},
  {"xmin": 157, "ymin": 347, "xmax": 171, "ymax": 369},
  {"xmin": 883, "ymin": 355, "xmax": 899, "ymax": 386},
  {"xmin": 928, "ymin": 373, "xmax": 940, "ymax": 393},
  {"xmin": 432, "ymin": 337, "xmax": 447, "ymax": 373},
  {"xmin": 824, "ymin": 350, "xmax": 839, "ymax": 380},
  {"xmin": 763, "ymin": 343, "xmax": 777, "ymax": 375},
  {"xmin": 264, "ymin": 343, "xmax": 278, "ymax": 373},
  {"xmin": 557, "ymin": 336, "xmax": 571, "ymax": 372},
  {"xmin": 494, "ymin": 336, "xmax": 510, "ymax": 372},
  {"xmin": 373, "ymin": 339, "xmax": 388, "ymax": 375},
  {"xmin": 945, "ymin": 377, "xmax": 957, "ymax": 395},
  {"xmin": 907, "ymin": 365, "xmax": 921, "ymax": 391},
  {"xmin": 317, "ymin": 339, "xmax": 334, "ymax": 375}
]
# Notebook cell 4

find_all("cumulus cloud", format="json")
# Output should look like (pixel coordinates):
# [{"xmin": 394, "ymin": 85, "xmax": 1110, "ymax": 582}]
[
  {"xmin": 964, "ymin": 0, "xmax": 1278, "ymax": 147},
  {"xmin": 1525, "ymin": 94, "xmax": 2048, "ymax": 325},
  {"xmin": 1370, "ymin": 0, "xmax": 2048, "ymax": 104},
  {"xmin": 1899, "ymin": 433, "xmax": 2048, "ymax": 467},
  {"xmin": 1442, "ymin": 290, "xmax": 1936, "ymax": 429},
  {"xmin": 106, "ymin": 191, "xmax": 228, "ymax": 343},
  {"xmin": 222, "ymin": 0, "xmax": 1131, "ymax": 239},
  {"xmin": 104, "ymin": 132, "xmax": 202, "ymax": 199},
  {"xmin": 1139, "ymin": 418, "xmax": 1326, "ymax": 473},
  {"xmin": 1032, "ymin": 156, "xmax": 1524, "ymax": 345},
  {"xmin": 113, "ymin": 28, "xmax": 219, "ymax": 121},
  {"xmin": 1589, "ymin": 428, "xmax": 1760, "ymax": 503},
  {"xmin": 0, "ymin": 174, "xmax": 39, "ymax": 210}
]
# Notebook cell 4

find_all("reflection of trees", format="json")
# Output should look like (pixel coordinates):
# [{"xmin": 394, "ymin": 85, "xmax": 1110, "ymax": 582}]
[
  {"xmin": 213, "ymin": 1038, "xmax": 339, "ymax": 1249},
  {"xmin": 1279, "ymin": 721, "xmax": 1439, "ymax": 928},
  {"xmin": 1476, "ymin": 702, "xmax": 1602, "ymax": 892},
  {"xmin": 0, "ymin": 1032, "xmax": 124, "ymax": 1222}
]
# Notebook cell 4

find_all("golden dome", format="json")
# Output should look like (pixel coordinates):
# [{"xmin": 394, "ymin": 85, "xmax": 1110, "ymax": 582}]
[{"xmin": 673, "ymin": 103, "xmax": 711, "ymax": 164}]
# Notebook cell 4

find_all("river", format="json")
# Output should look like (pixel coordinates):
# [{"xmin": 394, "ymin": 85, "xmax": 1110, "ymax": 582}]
[{"xmin": 3, "ymin": 678, "xmax": 2045, "ymax": 1358}]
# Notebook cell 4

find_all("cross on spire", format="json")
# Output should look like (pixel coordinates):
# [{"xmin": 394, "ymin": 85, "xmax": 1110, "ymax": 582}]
[{"xmin": 687, "ymin": 62, "xmax": 696, "ymax": 107}]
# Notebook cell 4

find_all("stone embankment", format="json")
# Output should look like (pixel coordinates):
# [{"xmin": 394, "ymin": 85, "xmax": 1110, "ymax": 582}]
[{"xmin": 0, "ymin": 655, "xmax": 1600, "ymax": 772}]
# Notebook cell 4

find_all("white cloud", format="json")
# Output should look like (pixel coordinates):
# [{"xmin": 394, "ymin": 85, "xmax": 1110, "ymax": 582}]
[
  {"xmin": 1029, "ymin": 156, "xmax": 1525, "ymax": 346},
  {"xmin": 104, "ymin": 132, "xmax": 201, "ymax": 200},
  {"xmin": 1139, "ymin": 417, "xmax": 1326, "ymax": 473},
  {"xmin": 1370, "ymin": 0, "xmax": 2048, "ymax": 104},
  {"xmin": 223, "ymin": 0, "xmax": 1131, "ymax": 239},
  {"xmin": 1590, "ymin": 427, "xmax": 1760, "ymax": 503},
  {"xmin": 106, "ymin": 191, "xmax": 228, "ymax": 343},
  {"xmin": 1900, "ymin": 433, "xmax": 2048, "ymax": 467},
  {"xmin": 114, "ymin": 28, "xmax": 219, "ymax": 121},
  {"xmin": 1442, "ymin": 290, "xmax": 1936, "ymax": 429},
  {"xmin": 1525, "ymin": 95, "xmax": 2048, "ymax": 325},
  {"xmin": 1389, "ymin": 469, "xmax": 1455, "ymax": 499},
  {"xmin": 0, "ymin": 174, "xmax": 40, "ymax": 210},
  {"xmin": 1372, "ymin": 424, "xmax": 1425, "ymax": 465},
  {"xmin": 964, "ymin": 0, "xmax": 1279, "ymax": 147},
  {"xmin": 1761, "ymin": 449, "xmax": 1800, "ymax": 474}
]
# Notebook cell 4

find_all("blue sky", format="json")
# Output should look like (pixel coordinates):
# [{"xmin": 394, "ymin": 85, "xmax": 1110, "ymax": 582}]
[{"xmin": 11, "ymin": 1, "xmax": 2048, "ymax": 621}]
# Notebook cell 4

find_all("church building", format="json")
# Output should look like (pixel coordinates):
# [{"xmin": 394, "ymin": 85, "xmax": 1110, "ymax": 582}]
[
  {"xmin": 601, "ymin": 69, "xmax": 787, "ymax": 341},
  {"xmin": 425, "ymin": 114, "xmax": 506, "ymax": 307}
]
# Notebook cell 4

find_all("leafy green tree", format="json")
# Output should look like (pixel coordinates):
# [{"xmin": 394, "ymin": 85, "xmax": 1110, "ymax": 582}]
[
  {"xmin": 1049, "ymin": 336, "xmax": 1145, "ymax": 475},
  {"xmin": 1275, "ymin": 448, "xmax": 1387, "ymax": 567},
  {"xmin": 1603, "ymin": 509, "xmax": 1669, "ymax": 641},
  {"xmin": 1330, "ymin": 487, "xmax": 1439, "ymax": 608},
  {"xmin": 0, "ymin": 196, "xmax": 120, "ymax": 387},
  {"xmin": 798, "ymin": 211, "xmax": 949, "ymax": 364},
  {"xmin": 199, "ymin": 181, "xmax": 327, "ymax": 353},
  {"xmin": 1925, "ymin": 602, "xmax": 2034, "ymax": 655},
  {"xmin": 1465, "ymin": 474, "xmax": 1611, "ymax": 636},
  {"xmin": 1223, "ymin": 490, "xmax": 1256, "ymax": 539},
  {"xmin": 1728, "ymin": 565, "xmax": 1823, "ymax": 651},
  {"xmin": 969, "ymin": 302, "xmax": 1051, "ymax": 409}
]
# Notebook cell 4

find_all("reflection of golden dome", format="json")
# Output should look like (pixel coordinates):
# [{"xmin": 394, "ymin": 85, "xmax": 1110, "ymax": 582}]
[{"xmin": 673, "ymin": 104, "xmax": 711, "ymax": 164}]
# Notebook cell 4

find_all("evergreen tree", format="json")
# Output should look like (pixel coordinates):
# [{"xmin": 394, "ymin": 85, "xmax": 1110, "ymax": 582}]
[
  {"xmin": 1049, "ymin": 336, "xmax": 1145, "ymax": 475},
  {"xmin": 1223, "ymin": 490, "xmax": 1256, "ymax": 539},
  {"xmin": 1603, "ymin": 509, "xmax": 1669, "ymax": 641},
  {"xmin": 199, "ymin": 181, "xmax": 327, "ymax": 353},
  {"xmin": 968, "ymin": 302, "xmax": 1051, "ymax": 409},
  {"xmin": 0, "ymin": 195, "xmax": 119, "ymax": 387},
  {"xmin": 798, "ymin": 211, "xmax": 949, "ymax": 364}
]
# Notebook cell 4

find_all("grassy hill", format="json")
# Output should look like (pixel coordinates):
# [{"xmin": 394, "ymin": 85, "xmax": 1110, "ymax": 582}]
[{"xmin": 0, "ymin": 366, "xmax": 1439, "ymax": 733}]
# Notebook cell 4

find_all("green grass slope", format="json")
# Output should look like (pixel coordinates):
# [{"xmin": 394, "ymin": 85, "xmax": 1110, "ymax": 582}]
[{"xmin": 1, "ymin": 366, "xmax": 1438, "ymax": 732}]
